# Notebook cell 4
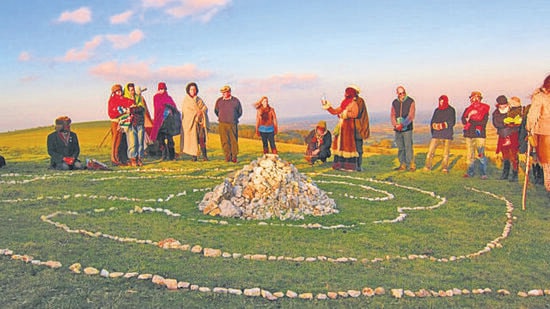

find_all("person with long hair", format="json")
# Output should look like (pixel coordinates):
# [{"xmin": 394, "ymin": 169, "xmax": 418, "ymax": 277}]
[
  {"xmin": 180, "ymin": 82, "xmax": 209, "ymax": 161},
  {"xmin": 526, "ymin": 74, "xmax": 550, "ymax": 198},
  {"xmin": 254, "ymin": 96, "xmax": 278, "ymax": 154},
  {"xmin": 322, "ymin": 86, "xmax": 359, "ymax": 171}
]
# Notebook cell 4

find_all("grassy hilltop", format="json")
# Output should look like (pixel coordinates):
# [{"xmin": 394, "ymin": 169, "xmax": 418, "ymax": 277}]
[{"xmin": 0, "ymin": 121, "xmax": 549, "ymax": 308}]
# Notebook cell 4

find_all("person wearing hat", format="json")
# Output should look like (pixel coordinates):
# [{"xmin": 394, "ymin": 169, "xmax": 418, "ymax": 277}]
[
  {"xmin": 461, "ymin": 91, "xmax": 490, "ymax": 179},
  {"xmin": 322, "ymin": 86, "xmax": 360, "ymax": 171},
  {"xmin": 47, "ymin": 116, "xmax": 84, "ymax": 170},
  {"xmin": 349, "ymin": 85, "xmax": 370, "ymax": 171},
  {"xmin": 526, "ymin": 74, "xmax": 550, "ymax": 198},
  {"xmin": 423, "ymin": 95, "xmax": 456, "ymax": 173},
  {"xmin": 150, "ymin": 82, "xmax": 179, "ymax": 160},
  {"xmin": 107, "ymin": 83, "xmax": 133, "ymax": 166},
  {"xmin": 493, "ymin": 95, "xmax": 524, "ymax": 181},
  {"xmin": 304, "ymin": 120, "xmax": 332, "ymax": 165},
  {"xmin": 390, "ymin": 86, "xmax": 416, "ymax": 171},
  {"xmin": 214, "ymin": 85, "xmax": 242, "ymax": 163}
]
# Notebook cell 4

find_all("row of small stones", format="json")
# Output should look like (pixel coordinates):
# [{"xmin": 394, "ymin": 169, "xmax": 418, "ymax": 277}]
[
  {"xmin": 5, "ymin": 168, "xmax": 514, "ymax": 261},
  {"xmin": 1, "ymin": 248, "xmax": 548, "ymax": 300},
  {"xmin": 41, "ymin": 183, "xmax": 513, "ymax": 265},
  {"xmin": 2, "ymin": 172, "xmax": 445, "ymax": 226},
  {"xmin": 0, "ymin": 168, "xmax": 233, "ymax": 185}
]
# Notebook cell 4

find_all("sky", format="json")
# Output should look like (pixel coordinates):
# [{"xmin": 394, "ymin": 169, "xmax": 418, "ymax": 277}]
[{"xmin": 1, "ymin": 0, "xmax": 550, "ymax": 132}]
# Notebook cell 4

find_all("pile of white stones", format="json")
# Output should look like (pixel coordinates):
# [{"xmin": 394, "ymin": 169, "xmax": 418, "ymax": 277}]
[{"xmin": 198, "ymin": 154, "xmax": 337, "ymax": 220}]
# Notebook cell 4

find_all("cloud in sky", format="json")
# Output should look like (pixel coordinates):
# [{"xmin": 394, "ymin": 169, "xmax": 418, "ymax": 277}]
[
  {"xmin": 89, "ymin": 60, "xmax": 212, "ymax": 82},
  {"xmin": 18, "ymin": 51, "xmax": 31, "ymax": 62},
  {"xmin": 105, "ymin": 29, "xmax": 145, "ymax": 49},
  {"xmin": 239, "ymin": 73, "xmax": 319, "ymax": 93},
  {"xmin": 110, "ymin": 10, "xmax": 134, "ymax": 24},
  {"xmin": 141, "ymin": 0, "xmax": 230, "ymax": 22},
  {"xmin": 59, "ymin": 35, "xmax": 103, "ymax": 62},
  {"xmin": 56, "ymin": 7, "xmax": 92, "ymax": 24}
]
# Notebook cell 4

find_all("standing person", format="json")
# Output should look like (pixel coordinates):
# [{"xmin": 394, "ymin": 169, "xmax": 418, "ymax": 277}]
[
  {"xmin": 461, "ymin": 91, "xmax": 490, "ymax": 179},
  {"xmin": 351, "ymin": 85, "xmax": 370, "ymax": 171},
  {"xmin": 255, "ymin": 96, "xmax": 278, "ymax": 155},
  {"xmin": 391, "ymin": 86, "xmax": 416, "ymax": 171},
  {"xmin": 107, "ymin": 84, "xmax": 133, "ymax": 166},
  {"xmin": 519, "ymin": 98, "xmax": 544, "ymax": 185},
  {"xmin": 214, "ymin": 85, "xmax": 243, "ymax": 163},
  {"xmin": 47, "ymin": 116, "xmax": 83, "ymax": 170},
  {"xmin": 493, "ymin": 95, "xmax": 522, "ymax": 181},
  {"xmin": 181, "ymin": 82, "xmax": 209, "ymax": 161},
  {"xmin": 526, "ymin": 74, "xmax": 550, "ymax": 198},
  {"xmin": 305, "ymin": 120, "xmax": 332, "ymax": 165},
  {"xmin": 123, "ymin": 83, "xmax": 146, "ymax": 167},
  {"xmin": 150, "ymin": 82, "xmax": 179, "ymax": 160},
  {"xmin": 322, "ymin": 86, "xmax": 359, "ymax": 171},
  {"xmin": 423, "ymin": 95, "xmax": 456, "ymax": 173}
]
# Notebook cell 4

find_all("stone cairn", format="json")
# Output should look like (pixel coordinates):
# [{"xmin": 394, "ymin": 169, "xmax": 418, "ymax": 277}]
[{"xmin": 198, "ymin": 154, "xmax": 337, "ymax": 220}]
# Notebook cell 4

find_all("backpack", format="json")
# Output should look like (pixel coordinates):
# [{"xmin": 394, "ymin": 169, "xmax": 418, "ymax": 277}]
[
  {"xmin": 0, "ymin": 155, "xmax": 5, "ymax": 168},
  {"xmin": 159, "ymin": 105, "xmax": 182, "ymax": 137}
]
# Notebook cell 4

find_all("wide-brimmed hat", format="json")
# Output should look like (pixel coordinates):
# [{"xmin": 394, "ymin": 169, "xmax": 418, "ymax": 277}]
[
  {"xmin": 220, "ymin": 85, "xmax": 231, "ymax": 93},
  {"xmin": 469, "ymin": 91, "xmax": 482, "ymax": 99},
  {"xmin": 316, "ymin": 120, "xmax": 327, "ymax": 129}
]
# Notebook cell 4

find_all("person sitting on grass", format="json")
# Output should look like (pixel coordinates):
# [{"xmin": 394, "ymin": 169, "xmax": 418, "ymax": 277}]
[
  {"xmin": 47, "ymin": 116, "xmax": 84, "ymax": 170},
  {"xmin": 305, "ymin": 120, "xmax": 332, "ymax": 165}
]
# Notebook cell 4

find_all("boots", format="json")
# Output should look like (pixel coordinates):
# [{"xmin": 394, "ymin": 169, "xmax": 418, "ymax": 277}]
[
  {"xmin": 534, "ymin": 164, "xmax": 544, "ymax": 185},
  {"xmin": 168, "ymin": 147, "xmax": 175, "ymax": 160},
  {"xmin": 509, "ymin": 170, "xmax": 518, "ymax": 182},
  {"xmin": 263, "ymin": 147, "xmax": 269, "ymax": 154},
  {"xmin": 130, "ymin": 158, "xmax": 137, "ymax": 167},
  {"xmin": 271, "ymin": 148, "xmax": 277, "ymax": 155},
  {"xmin": 500, "ymin": 160, "xmax": 510, "ymax": 180},
  {"xmin": 201, "ymin": 148, "xmax": 208, "ymax": 161}
]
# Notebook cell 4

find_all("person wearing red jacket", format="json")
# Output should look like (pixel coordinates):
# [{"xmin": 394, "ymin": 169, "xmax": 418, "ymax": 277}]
[{"xmin": 108, "ymin": 84, "xmax": 133, "ymax": 166}]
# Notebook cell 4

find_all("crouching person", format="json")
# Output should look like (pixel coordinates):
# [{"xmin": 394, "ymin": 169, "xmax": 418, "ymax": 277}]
[
  {"xmin": 47, "ymin": 116, "xmax": 84, "ymax": 170},
  {"xmin": 305, "ymin": 120, "xmax": 332, "ymax": 164}
]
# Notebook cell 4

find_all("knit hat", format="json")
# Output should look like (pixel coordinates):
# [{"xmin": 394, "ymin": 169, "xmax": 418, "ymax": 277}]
[
  {"xmin": 469, "ymin": 91, "xmax": 482, "ymax": 99},
  {"xmin": 111, "ymin": 84, "xmax": 122, "ymax": 93},
  {"xmin": 220, "ymin": 85, "xmax": 231, "ymax": 93},
  {"xmin": 509, "ymin": 96, "xmax": 521, "ymax": 107},
  {"xmin": 157, "ymin": 82, "xmax": 167, "ymax": 91},
  {"xmin": 496, "ymin": 95, "xmax": 508, "ymax": 105},
  {"xmin": 316, "ymin": 120, "xmax": 327, "ymax": 129}
]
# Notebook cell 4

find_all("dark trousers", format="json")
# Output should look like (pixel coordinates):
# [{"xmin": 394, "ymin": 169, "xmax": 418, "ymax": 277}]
[
  {"xmin": 157, "ymin": 132, "xmax": 175, "ymax": 160},
  {"xmin": 356, "ymin": 138, "xmax": 363, "ymax": 170},
  {"xmin": 260, "ymin": 132, "xmax": 276, "ymax": 152}
]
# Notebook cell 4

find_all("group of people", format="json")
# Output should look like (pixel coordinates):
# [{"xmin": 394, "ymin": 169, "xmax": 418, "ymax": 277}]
[
  {"xmin": 383, "ymin": 75, "xmax": 549, "ymax": 198},
  {"xmin": 45, "ymin": 74, "xmax": 550, "ymax": 199}
]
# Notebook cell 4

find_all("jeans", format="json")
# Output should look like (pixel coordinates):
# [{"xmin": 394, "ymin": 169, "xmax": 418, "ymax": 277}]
[
  {"xmin": 465, "ymin": 137, "xmax": 487, "ymax": 176},
  {"xmin": 127, "ymin": 125, "xmax": 145, "ymax": 159},
  {"xmin": 260, "ymin": 131, "xmax": 276, "ymax": 152},
  {"xmin": 395, "ymin": 130, "xmax": 414, "ymax": 167}
]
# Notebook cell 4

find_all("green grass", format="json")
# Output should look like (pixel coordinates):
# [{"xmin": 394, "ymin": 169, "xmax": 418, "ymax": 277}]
[{"xmin": 1, "ymin": 121, "xmax": 549, "ymax": 308}]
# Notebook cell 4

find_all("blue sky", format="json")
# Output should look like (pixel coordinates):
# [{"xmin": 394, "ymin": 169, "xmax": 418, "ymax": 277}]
[{"xmin": 1, "ymin": 0, "xmax": 549, "ymax": 132}]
